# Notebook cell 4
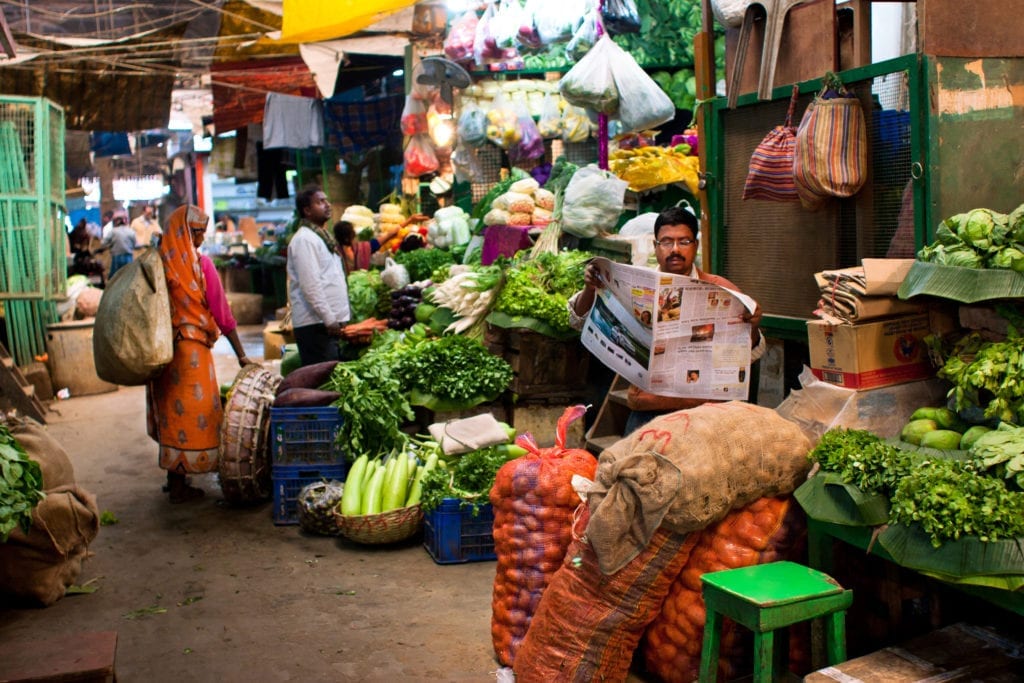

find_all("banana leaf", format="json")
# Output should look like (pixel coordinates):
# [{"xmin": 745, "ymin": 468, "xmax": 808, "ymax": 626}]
[
  {"xmin": 898, "ymin": 261, "xmax": 1024, "ymax": 303},
  {"xmin": 485, "ymin": 310, "xmax": 579, "ymax": 341},
  {"xmin": 408, "ymin": 388, "xmax": 501, "ymax": 413},
  {"xmin": 878, "ymin": 523, "xmax": 1024, "ymax": 579},
  {"xmin": 794, "ymin": 471, "xmax": 890, "ymax": 527},
  {"xmin": 915, "ymin": 568, "xmax": 1024, "ymax": 592},
  {"xmin": 885, "ymin": 438, "xmax": 974, "ymax": 462}
]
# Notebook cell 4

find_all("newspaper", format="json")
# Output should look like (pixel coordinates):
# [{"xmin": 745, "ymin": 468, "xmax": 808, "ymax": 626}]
[{"xmin": 580, "ymin": 258, "xmax": 758, "ymax": 400}]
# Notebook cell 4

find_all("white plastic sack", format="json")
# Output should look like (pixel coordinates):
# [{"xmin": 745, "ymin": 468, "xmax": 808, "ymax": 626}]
[
  {"xmin": 559, "ymin": 34, "xmax": 619, "ymax": 115},
  {"xmin": 380, "ymin": 257, "xmax": 410, "ymax": 290},
  {"xmin": 607, "ymin": 40, "xmax": 676, "ymax": 133},
  {"xmin": 561, "ymin": 164, "xmax": 630, "ymax": 238}
]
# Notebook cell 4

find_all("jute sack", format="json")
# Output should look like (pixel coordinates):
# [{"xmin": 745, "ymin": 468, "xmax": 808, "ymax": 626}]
[
  {"xmin": 93, "ymin": 246, "xmax": 173, "ymax": 385},
  {"xmin": 586, "ymin": 401, "xmax": 811, "ymax": 574},
  {"xmin": 9, "ymin": 419, "xmax": 75, "ymax": 490},
  {"xmin": 0, "ymin": 484, "xmax": 100, "ymax": 606}
]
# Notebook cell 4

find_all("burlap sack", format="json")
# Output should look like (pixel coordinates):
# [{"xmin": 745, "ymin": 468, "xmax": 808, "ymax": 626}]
[
  {"xmin": 92, "ymin": 246, "xmax": 173, "ymax": 385},
  {"xmin": 9, "ymin": 419, "xmax": 75, "ymax": 490},
  {"xmin": 586, "ymin": 402, "xmax": 811, "ymax": 574},
  {"xmin": 0, "ymin": 484, "xmax": 100, "ymax": 606}
]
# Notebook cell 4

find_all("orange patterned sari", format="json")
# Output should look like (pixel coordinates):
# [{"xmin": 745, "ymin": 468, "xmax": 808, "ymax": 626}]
[{"xmin": 147, "ymin": 205, "xmax": 223, "ymax": 474}]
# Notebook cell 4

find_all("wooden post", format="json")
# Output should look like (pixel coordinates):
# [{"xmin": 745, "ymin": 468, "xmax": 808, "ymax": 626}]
[{"xmin": 694, "ymin": 0, "xmax": 717, "ymax": 272}]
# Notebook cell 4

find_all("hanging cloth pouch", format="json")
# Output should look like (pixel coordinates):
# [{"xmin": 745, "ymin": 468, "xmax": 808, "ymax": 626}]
[
  {"xmin": 793, "ymin": 73, "xmax": 868, "ymax": 209},
  {"xmin": 743, "ymin": 84, "xmax": 801, "ymax": 202}
]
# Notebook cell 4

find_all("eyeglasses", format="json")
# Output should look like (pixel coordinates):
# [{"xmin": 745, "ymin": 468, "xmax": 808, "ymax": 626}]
[{"xmin": 655, "ymin": 238, "xmax": 697, "ymax": 249}]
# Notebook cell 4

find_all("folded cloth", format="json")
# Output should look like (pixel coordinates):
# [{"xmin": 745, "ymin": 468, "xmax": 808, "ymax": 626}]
[
  {"xmin": 481, "ymin": 225, "xmax": 532, "ymax": 266},
  {"xmin": 428, "ymin": 413, "xmax": 510, "ymax": 456}
]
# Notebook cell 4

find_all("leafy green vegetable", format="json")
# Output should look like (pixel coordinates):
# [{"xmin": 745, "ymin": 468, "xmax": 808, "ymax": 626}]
[
  {"xmin": 492, "ymin": 250, "xmax": 591, "ymax": 334},
  {"xmin": 419, "ymin": 446, "xmax": 509, "ymax": 514},
  {"xmin": 394, "ymin": 336, "xmax": 512, "ymax": 406},
  {"xmin": 938, "ymin": 330, "xmax": 1024, "ymax": 425},
  {"xmin": 324, "ymin": 341, "xmax": 416, "ymax": 459},
  {"xmin": 346, "ymin": 270, "xmax": 389, "ymax": 322},
  {"xmin": 969, "ymin": 424, "xmax": 1024, "ymax": 489},
  {"xmin": 0, "ymin": 423, "xmax": 45, "ymax": 542},
  {"xmin": 394, "ymin": 248, "xmax": 456, "ymax": 283},
  {"xmin": 889, "ymin": 458, "xmax": 1024, "ymax": 547}
]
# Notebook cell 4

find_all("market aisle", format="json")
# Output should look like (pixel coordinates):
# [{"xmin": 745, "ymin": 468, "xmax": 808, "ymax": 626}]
[{"xmin": 0, "ymin": 326, "xmax": 500, "ymax": 682}]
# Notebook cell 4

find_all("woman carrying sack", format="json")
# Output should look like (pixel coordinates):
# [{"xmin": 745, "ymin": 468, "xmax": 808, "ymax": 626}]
[{"xmin": 146, "ymin": 205, "xmax": 225, "ymax": 503}]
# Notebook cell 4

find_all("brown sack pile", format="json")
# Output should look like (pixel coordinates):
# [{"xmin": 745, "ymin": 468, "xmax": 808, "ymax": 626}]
[
  {"xmin": 0, "ymin": 421, "xmax": 100, "ymax": 606},
  {"xmin": 586, "ymin": 402, "xmax": 811, "ymax": 574}
]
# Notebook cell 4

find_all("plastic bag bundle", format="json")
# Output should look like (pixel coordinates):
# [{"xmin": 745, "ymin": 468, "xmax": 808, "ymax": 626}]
[
  {"xmin": 608, "ymin": 40, "xmax": 675, "ymax": 134},
  {"xmin": 400, "ymin": 95, "xmax": 428, "ymax": 136},
  {"xmin": 444, "ymin": 11, "xmax": 479, "ymax": 62},
  {"xmin": 565, "ymin": 8, "xmax": 601, "ymax": 63},
  {"xmin": 535, "ymin": 0, "xmax": 586, "ymax": 44},
  {"xmin": 508, "ymin": 101, "xmax": 546, "ymax": 164},
  {"xmin": 561, "ymin": 105, "xmax": 594, "ymax": 143},
  {"xmin": 485, "ymin": 92, "xmax": 520, "ymax": 149},
  {"xmin": 602, "ymin": 0, "xmax": 641, "ymax": 35},
  {"xmin": 560, "ymin": 33, "xmax": 619, "ymax": 114},
  {"xmin": 458, "ymin": 102, "xmax": 488, "ymax": 147},
  {"xmin": 490, "ymin": 406, "xmax": 598, "ymax": 667},
  {"xmin": 403, "ymin": 133, "xmax": 439, "ymax": 177},
  {"xmin": 560, "ymin": 164, "xmax": 629, "ymax": 238},
  {"xmin": 536, "ymin": 93, "xmax": 562, "ymax": 138}
]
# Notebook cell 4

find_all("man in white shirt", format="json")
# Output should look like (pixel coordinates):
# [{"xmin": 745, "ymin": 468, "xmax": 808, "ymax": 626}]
[
  {"xmin": 130, "ymin": 203, "xmax": 161, "ymax": 254},
  {"xmin": 286, "ymin": 186, "xmax": 352, "ymax": 366}
]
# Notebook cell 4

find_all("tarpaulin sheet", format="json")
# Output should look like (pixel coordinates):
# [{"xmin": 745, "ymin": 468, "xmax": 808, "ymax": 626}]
[
  {"xmin": 211, "ymin": 57, "xmax": 317, "ymax": 133},
  {"xmin": 279, "ymin": 0, "xmax": 418, "ymax": 44},
  {"xmin": 322, "ymin": 93, "xmax": 402, "ymax": 156}
]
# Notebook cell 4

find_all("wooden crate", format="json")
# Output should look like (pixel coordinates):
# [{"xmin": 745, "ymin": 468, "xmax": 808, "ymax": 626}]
[{"xmin": 485, "ymin": 327, "xmax": 589, "ymax": 400}]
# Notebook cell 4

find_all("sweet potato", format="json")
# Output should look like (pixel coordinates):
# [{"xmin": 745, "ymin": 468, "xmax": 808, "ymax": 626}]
[
  {"xmin": 272, "ymin": 387, "xmax": 342, "ymax": 408},
  {"xmin": 276, "ymin": 360, "xmax": 339, "ymax": 394}
]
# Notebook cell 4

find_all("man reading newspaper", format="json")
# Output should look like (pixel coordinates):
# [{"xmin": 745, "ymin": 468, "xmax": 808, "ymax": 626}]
[{"xmin": 568, "ymin": 206, "xmax": 765, "ymax": 434}]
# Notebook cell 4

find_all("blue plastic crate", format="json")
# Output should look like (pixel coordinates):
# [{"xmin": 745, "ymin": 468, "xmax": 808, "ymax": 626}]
[
  {"xmin": 272, "ymin": 462, "xmax": 347, "ymax": 526},
  {"xmin": 270, "ymin": 406, "xmax": 344, "ymax": 465},
  {"xmin": 423, "ymin": 498, "xmax": 496, "ymax": 564}
]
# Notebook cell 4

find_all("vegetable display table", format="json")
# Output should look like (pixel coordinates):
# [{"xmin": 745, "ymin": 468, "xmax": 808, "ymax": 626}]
[{"xmin": 807, "ymin": 517, "xmax": 1024, "ymax": 617}]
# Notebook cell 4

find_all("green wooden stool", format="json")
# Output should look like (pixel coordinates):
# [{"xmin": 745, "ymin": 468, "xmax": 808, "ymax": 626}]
[{"xmin": 699, "ymin": 560, "xmax": 852, "ymax": 683}]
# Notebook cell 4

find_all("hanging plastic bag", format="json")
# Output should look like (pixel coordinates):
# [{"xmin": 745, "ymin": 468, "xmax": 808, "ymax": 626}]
[
  {"xmin": 485, "ymin": 91, "xmax": 520, "ymax": 149},
  {"xmin": 491, "ymin": 0, "xmax": 526, "ymax": 49},
  {"xmin": 516, "ymin": 0, "xmax": 543, "ymax": 50},
  {"xmin": 561, "ymin": 105, "xmax": 593, "ymax": 143},
  {"xmin": 508, "ymin": 100, "xmax": 546, "ymax": 164},
  {"xmin": 400, "ymin": 95, "xmax": 428, "ymax": 136},
  {"xmin": 535, "ymin": 0, "xmax": 586, "ymax": 44},
  {"xmin": 601, "ymin": 0, "xmax": 641, "ymax": 35},
  {"xmin": 565, "ymin": 8, "xmax": 601, "ymax": 63},
  {"xmin": 606, "ymin": 39, "xmax": 675, "ymax": 133},
  {"xmin": 452, "ymin": 143, "xmax": 484, "ymax": 183},
  {"xmin": 536, "ymin": 93, "xmax": 562, "ymax": 138},
  {"xmin": 559, "ymin": 34, "xmax": 619, "ymax": 115},
  {"xmin": 474, "ymin": 2, "xmax": 504, "ymax": 66},
  {"xmin": 404, "ymin": 133, "xmax": 439, "ymax": 177},
  {"xmin": 561, "ymin": 164, "xmax": 630, "ymax": 238},
  {"xmin": 458, "ymin": 102, "xmax": 489, "ymax": 148},
  {"xmin": 444, "ymin": 11, "xmax": 479, "ymax": 63}
]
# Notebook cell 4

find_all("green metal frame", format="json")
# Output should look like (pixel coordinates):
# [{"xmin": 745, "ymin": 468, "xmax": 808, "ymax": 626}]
[{"xmin": 703, "ymin": 54, "xmax": 927, "ymax": 342}]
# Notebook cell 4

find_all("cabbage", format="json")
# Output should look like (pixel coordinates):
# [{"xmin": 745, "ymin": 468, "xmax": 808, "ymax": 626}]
[
  {"xmin": 935, "ymin": 245, "xmax": 984, "ymax": 269},
  {"xmin": 989, "ymin": 244, "xmax": 1024, "ymax": 273},
  {"xmin": 1009, "ymin": 203, "xmax": 1024, "ymax": 243},
  {"xmin": 957, "ymin": 208, "xmax": 1009, "ymax": 252},
  {"xmin": 933, "ymin": 219, "xmax": 961, "ymax": 246}
]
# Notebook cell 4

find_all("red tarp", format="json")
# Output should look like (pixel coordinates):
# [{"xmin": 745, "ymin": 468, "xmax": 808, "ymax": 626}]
[{"xmin": 210, "ymin": 57, "xmax": 318, "ymax": 133}]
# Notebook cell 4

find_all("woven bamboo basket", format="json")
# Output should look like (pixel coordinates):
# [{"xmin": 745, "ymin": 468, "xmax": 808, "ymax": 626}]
[
  {"xmin": 334, "ymin": 505, "xmax": 424, "ymax": 545},
  {"xmin": 218, "ymin": 364, "xmax": 281, "ymax": 504}
]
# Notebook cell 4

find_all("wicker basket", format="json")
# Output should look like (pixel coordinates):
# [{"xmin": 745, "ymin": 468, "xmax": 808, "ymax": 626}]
[{"xmin": 334, "ymin": 505, "xmax": 424, "ymax": 545}]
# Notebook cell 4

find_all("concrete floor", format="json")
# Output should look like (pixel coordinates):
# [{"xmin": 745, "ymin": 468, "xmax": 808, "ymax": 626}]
[{"xmin": 0, "ymin": 326, "xmax": 502, "ymax": 682}]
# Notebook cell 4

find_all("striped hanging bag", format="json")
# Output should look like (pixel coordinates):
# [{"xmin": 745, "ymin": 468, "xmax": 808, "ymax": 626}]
[
  {"xmin": 792, "ymin": 71, "xmax": 868, "ymax": 210},
  {"xmin": 742, "ymin": 84, "xmax": 801, "ymax": 202}
]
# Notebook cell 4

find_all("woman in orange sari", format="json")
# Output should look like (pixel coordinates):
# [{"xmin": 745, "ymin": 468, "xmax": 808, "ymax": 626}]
[{"xmin": 147, "ymin": 205, "xmax": 223, "ymax": 503}]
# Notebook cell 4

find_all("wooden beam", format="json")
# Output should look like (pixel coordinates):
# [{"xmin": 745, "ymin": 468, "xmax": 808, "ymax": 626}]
[{"xmin": 0, "ymin": 11, "xmax": 15, "ymax": 58}]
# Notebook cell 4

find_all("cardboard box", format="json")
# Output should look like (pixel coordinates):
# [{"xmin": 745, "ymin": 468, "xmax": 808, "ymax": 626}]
[
  {"xmin": 804, "ymin": 622, "xmax": 1024, "ymax": 682},
  {"xmin": 807, "ymin": 313, "xmax": 939, "ymax": 390},
  {"xmin": 262, "ymin": 322, "xmax": 293, "ymax": 361}
]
